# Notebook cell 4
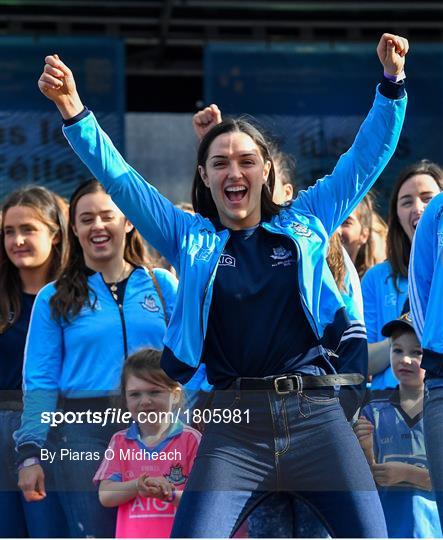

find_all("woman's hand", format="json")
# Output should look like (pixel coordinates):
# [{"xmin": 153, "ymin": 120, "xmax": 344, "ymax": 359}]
[
  {"xmin": 38, "ymin": 55, "xmax": 84, "ymax": 119},
  {"xmin": 193, "ymin": 104, "xmax": 222, "ymax": 141},
  {"xmin": 18, "ymin": 464, "xmax": 46, "ymax": 502},
  {"xmin": 377, "ymin": 33, "xmax": 409, "ymax": 77}
]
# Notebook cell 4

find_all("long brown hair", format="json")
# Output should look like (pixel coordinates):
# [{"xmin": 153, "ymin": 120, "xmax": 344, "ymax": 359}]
[
  {"xmin": 387, "ymin": 160, "xmax": 443, "ymax": 289},
  {"xmin": 353, "ymin": 193, "xmax": 376, "ymax": 278},
  {"xmin": 50, "ymin": 179, "xmax": 147, "ymax": 322},
  {"xmin": 327, "ymin": 231, "xmax": 346, "ymax": 292},
  {"xmin": 0, "ymin": 186, "xmax": 69, "ymax": 333},
  {"xmin": 192, "ymin": 118, "xmax": 281, "ymax": 220},
  {"xmin": 120, "ymin": 348, "xmax": 183, "ymax": 409}
]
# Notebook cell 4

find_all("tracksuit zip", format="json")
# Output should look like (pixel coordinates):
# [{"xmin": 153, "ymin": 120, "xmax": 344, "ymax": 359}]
[
  {"xmin": 101, "ymin": 274, "xmax": 129, "ymax": 360},
  {"xmin": 200, "ymin": 232, "xmax": 231, "ymax": 339}
]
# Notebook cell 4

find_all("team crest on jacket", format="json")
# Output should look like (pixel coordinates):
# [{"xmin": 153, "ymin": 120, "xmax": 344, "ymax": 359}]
[
  {"xmin": 164, "ymin": 464, "xmax": 187, "ymax": 485},
  {"xmin": 140, "ymin": 295, "xmax": 160, "ymax": 313},
  {"xmin": 291, "ymin": 222, "xmax": 312, "ymax": 237},
  {"xmin": 270, "ymin": 246, "xmax": 291, "ymax": 260}
]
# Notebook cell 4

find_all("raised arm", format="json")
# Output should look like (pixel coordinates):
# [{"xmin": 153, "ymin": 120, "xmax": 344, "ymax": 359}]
[
  {"xmin": 193, "ymin": 104, "xmax": 222, "ymax": 141},
  {"xmin": 38, "ymin": 55, "xmax": 194, "ymax": 269},
  {"xmin": 294, "ymin": 34, "xmax": 408, "ymax": 236}
]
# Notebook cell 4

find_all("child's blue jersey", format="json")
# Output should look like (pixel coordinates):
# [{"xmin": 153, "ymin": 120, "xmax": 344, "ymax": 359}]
[
  {"xmin": 363, "ymin": 390, "xmax": 441, "ymax": 538},
  {"xmin": 361, "ymin": 261, "xmax": 408, "ymax": 390}
]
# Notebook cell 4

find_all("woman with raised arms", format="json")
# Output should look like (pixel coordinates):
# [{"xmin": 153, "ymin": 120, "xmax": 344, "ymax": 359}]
[{"xmin": 38, "ymin": 34, "xmax": 407, "ymax": 537}]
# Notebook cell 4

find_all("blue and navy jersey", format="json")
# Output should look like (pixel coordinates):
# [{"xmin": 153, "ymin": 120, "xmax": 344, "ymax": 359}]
[
  {"xmin": 63, "ymin": 82, "xmax": 406, "ymax": 384},
  {"xmin": 203, "ymin": 226, "xmax": 319, "ymax": 388},
  {"xmin": 363, "ymin": 389, "xmax": 441, "ymax": 538},
  {"xmin": 361, "ymin": 261, "xmax": 408, "ymax": 390}
]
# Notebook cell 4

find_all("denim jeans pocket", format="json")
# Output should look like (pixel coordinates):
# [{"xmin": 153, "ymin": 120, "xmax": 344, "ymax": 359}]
[{"xmin": 300, "ymin": 391, "xmax": 338, "ymax": 405}]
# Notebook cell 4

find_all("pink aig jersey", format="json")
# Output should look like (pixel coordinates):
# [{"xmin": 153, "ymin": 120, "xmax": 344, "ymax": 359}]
[{"xmin": 94, "ymin": 422, "xmax": 201, "ymax": 538}]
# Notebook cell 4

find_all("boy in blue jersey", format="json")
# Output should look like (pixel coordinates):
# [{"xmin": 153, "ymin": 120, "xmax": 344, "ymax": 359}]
[{"xmin": 354, "ymin": 309, "xmax": 441, "ymax": 538}]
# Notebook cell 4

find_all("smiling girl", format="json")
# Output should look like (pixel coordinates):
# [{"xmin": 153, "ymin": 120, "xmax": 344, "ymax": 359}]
[
  {"xmin": 94, "ymin": 348, "xmax": 200, "ymax": 538},
  {"xmin": 14, "ymin": 179, "xmax": 178, "ymax": 538},
  {"xmin": 362, "ymin": 160, "xmax": 443, "ymax": 390},
  {"xmin": 38, "ymin": 33, "xmax": 407, "ymax": 537},
  {"xmin": 0, "ymin": 186, "xmax": 69, "ymax": 538}
]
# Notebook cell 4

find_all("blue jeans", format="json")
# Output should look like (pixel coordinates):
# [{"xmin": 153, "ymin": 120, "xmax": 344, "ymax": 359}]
[
  {"xmin": 171, "ymin": 388, "xmax": 387, "ymax": 538},
  {"xmin": 52, "ymin": 420, "xmax": 118, "ymax": 538},
  {"xmin": 0, "ymin": 409, "xmax": 68, "ymax": 538},
  {"xmin": 423, "ymin": 380, "xmax": 443, "ymax": 528},
  {"xmin": 248, "ymin": 493, "xmax": 330, "ymax": 538}
]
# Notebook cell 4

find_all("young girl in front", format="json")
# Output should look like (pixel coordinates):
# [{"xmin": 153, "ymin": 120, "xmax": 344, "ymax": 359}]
[{"xmin": 94, "ymin": 348, "xmax": 201, "ymax": 538}]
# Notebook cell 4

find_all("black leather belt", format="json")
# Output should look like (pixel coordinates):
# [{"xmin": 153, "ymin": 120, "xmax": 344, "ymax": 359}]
[{"xmin": 232, "ymin": 373, "xmax": 365, "ymax": 395}]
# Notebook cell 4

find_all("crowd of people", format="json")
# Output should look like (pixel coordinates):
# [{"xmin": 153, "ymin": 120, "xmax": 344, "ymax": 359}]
[{"xmin": 1, "ymin": 32, "xmax": 442, "ymax": 539}]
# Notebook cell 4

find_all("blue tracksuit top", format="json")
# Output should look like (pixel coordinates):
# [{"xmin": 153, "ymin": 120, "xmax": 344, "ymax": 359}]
[
  {"xmin": 62, "ymin": 84, "xmax": 406, "ymax": 384},
  {"xmin": 361, "ymin": 260, "xmax": 408, "ymax": 389},
  {"xmin": 409, "ymin": 192, "xmax": 443, "ymax": 379},
  {"xmin": 14, "ymin": 267, "xmax": 177, "ymax": 452}
]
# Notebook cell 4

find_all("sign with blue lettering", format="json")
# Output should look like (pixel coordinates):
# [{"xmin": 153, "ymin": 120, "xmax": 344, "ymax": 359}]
[
  {"xmin": 0, "ymin": 37, "xmax": 124, "ymax": 199},
  {"xmin": 205, "ymin": 42, "xmax": 443, "ymax": 211}
]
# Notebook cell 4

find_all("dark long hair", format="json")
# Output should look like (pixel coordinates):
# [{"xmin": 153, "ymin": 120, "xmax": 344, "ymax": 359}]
[
  {"xmin": 191, "ymin": 118, "xmax": 281, "ymax": 220},
  {"xmin": 387, "ymin": 159, "xmax": 443, "ymax": 289},
  {"xmin": 50, "ymin": 179, "xmax": 148, "ymax": 322},
  {"xmin": 0, "ymin": 185, "xmax": 69, "ymax": 333}
]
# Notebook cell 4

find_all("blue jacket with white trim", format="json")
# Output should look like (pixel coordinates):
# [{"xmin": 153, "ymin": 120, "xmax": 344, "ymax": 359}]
[
  {"xmin": 62, "ymin": 86, "xmax": 406, "ymax": 384},
  {"xmin": 14, "ymin": 267, "xmax": 177, "ymax": 454},
  {"xmin": 409, "ymin": 192, "xmax": 443, "ymax": 376}
]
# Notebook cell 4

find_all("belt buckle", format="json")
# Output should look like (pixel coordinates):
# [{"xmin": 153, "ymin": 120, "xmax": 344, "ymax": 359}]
[{"xmin": 274, "ymin": 375, "xmax": 302, "ymax": 395}]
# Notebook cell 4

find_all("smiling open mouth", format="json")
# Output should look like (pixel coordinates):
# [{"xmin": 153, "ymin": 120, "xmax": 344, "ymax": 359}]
[
  {"xmin": 90, "ymin": 235, "xmax": 110, "ymax": 245},
  {"xmin": 225, "ymin": 186, "xmax": 248, "ymax": 202}
]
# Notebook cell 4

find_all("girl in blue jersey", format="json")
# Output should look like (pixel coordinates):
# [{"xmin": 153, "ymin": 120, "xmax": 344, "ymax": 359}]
[
  {"xmin": 38, "ymin": 33, "xmax": 407, "ymax": 537},
  {"xmin": 354, "ymin": 310, "xmax": 441, "ymax": 538},
  {"xmin": 14, "ymin": 179, "xmax": 177, "ymax": 538},
  {"xmin": 0, "ymin": 186, "xmax": 69, "ymax": 538},
  {"xmin": 362, "ymin": 160, "xmax": 442, "ymax": 391}
]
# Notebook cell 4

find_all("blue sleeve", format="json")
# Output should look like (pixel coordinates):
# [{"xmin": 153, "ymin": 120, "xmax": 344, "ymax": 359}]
[
  {"xmin": 293, "ymin": 86, "xmax": 407, "ymax": 236},
  {"xmin": 361, "ymin": 265, "xmax": 380, "ymax": 343},
  {"xmin": 409, "ymin": 193, "xmax": 441, "ymax": 342},
  {"xmin": 62, "ymin": 113, "xmax": 195, "ymax": 270},
  {"xmin": 152, "ymin": 268, "xmax": 178, "ymax": 322},
  {"xmin": 13, "ymin": 284, "xmax": 62, "ymax": 453}
]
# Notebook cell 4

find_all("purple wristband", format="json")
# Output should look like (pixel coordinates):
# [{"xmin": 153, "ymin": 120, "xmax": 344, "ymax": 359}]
[
  {"xmin": 18, "ymin": 457, "xmax": 40, "ymax": 471},
  {"xmin": 165, "ymin": 489, "xmax": 176, "ymax": 503},
  {"xmin": 384, "ymin": 71, "xmax": 406, "ymax": 83}
]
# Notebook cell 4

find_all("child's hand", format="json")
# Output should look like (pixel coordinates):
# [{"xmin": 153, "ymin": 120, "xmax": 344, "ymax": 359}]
[
  {"xmin": 353, "ymin": 417, "xmax": 374, "ymax": 454},
  {"xmin": 372, "ymin": 462, "xmax": 408, "ymax": 486},
  {"xmin": 144, "ymin": 476, "xmax": 175, "ymax": 501},
  {"xmin": 136, "ymin": 473, "xmax": 156, "ymax": 498},
  {"xmin": 136, "ymin": 474, "xmax": 174, "ymax": 501}
]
